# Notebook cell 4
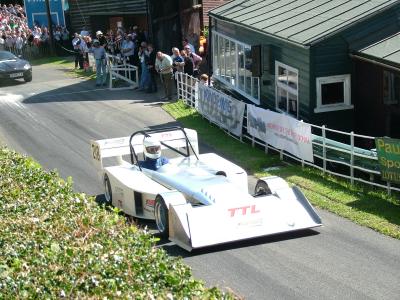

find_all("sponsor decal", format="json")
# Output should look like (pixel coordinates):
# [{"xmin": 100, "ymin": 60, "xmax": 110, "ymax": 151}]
[
  {"xmin": 228, "ymin": 205, "xmax": 260, "ymax": 217},
  {"xmin": 145, "ymin": 199, "xmax": 155, "ymax": 207}
]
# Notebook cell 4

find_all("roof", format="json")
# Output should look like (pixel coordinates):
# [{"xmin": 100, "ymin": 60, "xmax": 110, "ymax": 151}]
[
  {"xmin": 209, "ymin": 0, "xmax": 400, "ymax": 46},
  {"xmin": 355, "ymin": 32, "xmax": 400, "ymax": 67}
]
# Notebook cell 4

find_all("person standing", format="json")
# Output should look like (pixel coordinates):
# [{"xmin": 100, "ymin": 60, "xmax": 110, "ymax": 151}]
[
  {"xmin": 146, "ymin": 43, "xmax": 157, "ymax": 93},
  {"xmin": 89, "ymin": 39, "xmax": 107, "ymax": 87},
  {"xmin": 155, "ymin": 51, "xmax": 173, "ymax": 100},
  {"xmin": 184, "ymin": 45, "xmax": 202, "ymax": 77},
  {"xmin": 121, "ymin": 34, "xmax": 135, "ymax": 80},
  {"xmin": 138, "ymin": 41, "xmax": 149, "ymax": 90},
  {"xmin": 72, "ymin": 33, "xmax": 83, "ymax": 69}
]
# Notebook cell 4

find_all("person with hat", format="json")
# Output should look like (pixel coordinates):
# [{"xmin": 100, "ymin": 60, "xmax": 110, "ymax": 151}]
[
  {"xmin": 96, "ymin": 30, "xmax": 107, "ymax": 46},
  {"xmin": 89, "ymin": 39, "xmax": 107, "ymax": 87}
]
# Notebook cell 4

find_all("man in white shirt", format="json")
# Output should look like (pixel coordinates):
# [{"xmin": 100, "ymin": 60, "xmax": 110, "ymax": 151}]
[{"xmin": 155, "ymin": 51, "xmax": 173, "ymax": 100}]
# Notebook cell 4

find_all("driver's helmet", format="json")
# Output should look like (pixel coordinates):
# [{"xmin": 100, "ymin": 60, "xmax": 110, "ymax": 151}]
[{"xmin": 143, "ymin": 136, "xmax": 161, "ymax": 159}]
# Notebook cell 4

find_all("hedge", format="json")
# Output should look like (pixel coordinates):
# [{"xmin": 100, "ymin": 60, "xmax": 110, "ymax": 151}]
[{"xmin": 0, "ymin": 147, "xmax": 231, "ymax": 299}]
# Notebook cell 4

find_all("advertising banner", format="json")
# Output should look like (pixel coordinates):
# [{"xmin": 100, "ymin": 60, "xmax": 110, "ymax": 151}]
[
  {"xmin": 197, "ymin": 84, "xmax": 245, "ymax": 137},
  {"xmin": 247, "ymin": 105, "xmax": 314, "ymax": 162},
  {"xmin": 375, "ymin": 137, "xmax": 400, "ymax": 183},
  {"xmin": 24, "ymin": 0, "xmax": 65, "ymax": 28}
]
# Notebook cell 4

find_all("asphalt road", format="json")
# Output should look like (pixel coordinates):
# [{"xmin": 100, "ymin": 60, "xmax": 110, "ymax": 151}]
[{"xmin": 1, "ymin": 64, "xmax": 399, "ymax": 299}]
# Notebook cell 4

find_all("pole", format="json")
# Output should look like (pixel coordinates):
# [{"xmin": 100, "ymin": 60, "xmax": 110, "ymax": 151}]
[{"xmin": 45, "ymin": 0, "xmax": 55, "ymax": 55}]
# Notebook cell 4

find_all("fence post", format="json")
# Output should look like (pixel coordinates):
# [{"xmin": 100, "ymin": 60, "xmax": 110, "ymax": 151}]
[
  {"xmin": 350, "ymin": 131, "xmax": 354, "ymax": 185},
  {"xmin": 184, "ymin": 74, "xmax": 188, "ymax": 104},
  {"xmin": 387, "ymin": 181, "xmax": 391, "ymax": 196},
  {"xmin": 322, "ymin": 125, "xmax": 326, "ymax": 175}
]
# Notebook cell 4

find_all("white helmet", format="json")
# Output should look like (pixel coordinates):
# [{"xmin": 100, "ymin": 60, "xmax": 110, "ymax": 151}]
[{"xmin": 143, "ymin": 136, "xmax": 161, "ymax": 159}]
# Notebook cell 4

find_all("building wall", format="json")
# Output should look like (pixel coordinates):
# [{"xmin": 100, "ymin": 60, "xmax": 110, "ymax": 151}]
[
  {"xmin": 68, "ymin": 0, "xmax": 147, "ymax": 34},
  {"xmin": 309, "ymin": 3, "xmax": 400, "ymax": 132},
  {"xmin": 202, "ymin": 0, "xmax": 229, "ymax": 27},
  {"xmin": 213, "ymin": 19, "xmax": 312, "ymax": 121}
]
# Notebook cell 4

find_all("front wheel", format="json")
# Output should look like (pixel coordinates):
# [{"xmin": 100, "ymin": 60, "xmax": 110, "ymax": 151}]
[
  {"xmin": 104, "ymin": 174, "xmax": 113, "ymax": 204},
  {"xmin": 254, "ymin": 180, "xmax": 272, "ymax": 196},
  {"xmin": 24, "ymin": 73, "xmax": 32, "ymax": 82},
  {"xmin": 154, "ymin": 195, "xmax": 169, "ymax": 237}
]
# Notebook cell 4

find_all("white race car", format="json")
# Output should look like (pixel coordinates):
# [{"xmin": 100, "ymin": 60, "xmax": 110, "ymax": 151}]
[{"xmin": 90, "ymin": 127, "xmax": 322, "ymax": 251}]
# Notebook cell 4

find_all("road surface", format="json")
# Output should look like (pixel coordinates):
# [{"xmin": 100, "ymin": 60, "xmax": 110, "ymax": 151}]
[{"xmin": 1, "ymin": 64, "xmax": 399, "ymax": 299}]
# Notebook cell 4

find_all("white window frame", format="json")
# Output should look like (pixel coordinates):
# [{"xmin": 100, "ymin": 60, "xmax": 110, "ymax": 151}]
[
  {"xmin": 275, "ymin": 61, "xmax": 299, "ymax": 118},
  {"xmin": 314, "ymin": 74, "xmax": 353, "ymax": 113},
  {"xmin": 212, "ymin": 31, "xmax": 260, "ymax": 105}
]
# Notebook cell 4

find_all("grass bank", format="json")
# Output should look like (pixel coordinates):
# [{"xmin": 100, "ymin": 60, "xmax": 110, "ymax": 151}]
[
  {"xmin": 0, "ymin": 147, "xmax": 231, "ymax": 298},
  {"xmin": 163, "ymin": 100, "xmax": 400, "ymax": 239}
]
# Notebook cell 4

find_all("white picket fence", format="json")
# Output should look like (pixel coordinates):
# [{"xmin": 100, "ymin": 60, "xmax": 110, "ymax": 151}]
[
  {"xmin": 106, "ymin": 54, "xmax": 139, "ymax": 90},
  {"xmin": 176, "ymin": 72, "xmax": 400, "ymax": 195}
]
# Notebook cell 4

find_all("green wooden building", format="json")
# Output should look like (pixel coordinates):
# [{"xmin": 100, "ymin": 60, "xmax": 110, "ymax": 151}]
[{"xmin": 208, "ymin": 0, "xmax": 400, "ymax": 137}]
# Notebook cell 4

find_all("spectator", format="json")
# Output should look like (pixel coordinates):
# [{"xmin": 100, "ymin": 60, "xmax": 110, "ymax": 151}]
[
  {"xmin": 138, "ymin": 41, "xmax": 149, "ymax": 91},
  {"xmin": 96, "ymin": 30, "xmax": 107, "ymax": 47},
  {"xmin": 155, "ymin": 51, "xmax": 173, "ymax": 100},
  {"xmin": 121, "ymin": 33, "xmax": 135, "ymax": 64},
  {"xmin": 184, "ymin": 45, "xmax": 202, "ymax": 77},
  {"xmin": 181, "ymin": 49, "xmax": 194, "ymax": 76},
  {"xmin": 146, "ymin": 43, "xmax": 157, "ymax": 93},
  {"xmin": 171, "ymin": 47, "xmax": 184, "ymax": 74},
  {"xmin": 88, "ymin": 39, "xmax": 107, "ymax": 87},
  {"xmin": 182, "ymin": 38, "xmax": 195, "ymax": 54},
  {"xmin": 72, "ymin": 33, "xmax": 83, "ymax": 69}
]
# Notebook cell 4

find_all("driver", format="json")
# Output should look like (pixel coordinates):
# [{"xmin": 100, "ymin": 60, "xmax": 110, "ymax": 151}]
[{"xmin": 139, "ymin": 136, "xmax": 169, "ymax": 171}]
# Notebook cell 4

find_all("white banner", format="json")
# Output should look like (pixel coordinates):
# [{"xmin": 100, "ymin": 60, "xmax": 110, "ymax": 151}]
[
  {"xmin": 247, "ymin": 105, "xmax": 314, "ymax": 162},
  {"xmin": 197, "ymin": 84, "xmax": 245, "ymax": 137}
]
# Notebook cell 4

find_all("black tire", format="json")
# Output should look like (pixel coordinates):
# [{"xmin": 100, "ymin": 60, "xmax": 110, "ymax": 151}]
[
  {"xmin": 24, "ymin": 74, "xmax": 32, "ymax": 82},
  {"xmin": 254, "ymin": 180, "xmax": 272, "ymax": 196},
  {"xmin": 154, "ymin": 195, "xmax": 169, "ymax": 237},
  {"xmin": 215, "ymin": 171, "xmax": 227, "ymax": 176},
  {"xmin": 104, "ymin": 174, "xmax": 112, "ymax": 204}
]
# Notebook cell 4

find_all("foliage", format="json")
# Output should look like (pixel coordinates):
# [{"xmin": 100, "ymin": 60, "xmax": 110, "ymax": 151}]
[
  {"xmin": 163, "ymin": 100, "xmax": 400, "ymax": 240},
  {"xmin": 0, "ymin": 147, "xmax": 232, "ymax": 298}
]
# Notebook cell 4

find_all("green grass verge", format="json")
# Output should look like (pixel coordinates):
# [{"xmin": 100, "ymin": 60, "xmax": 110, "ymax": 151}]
[
  {"xmin": 0, "ymin": 147, "xmax": 231, "ymax": 298},
  {"xmin": 31, "ymin": 56, "xmax": 96, "ymax": 80},
  {"xmin": 163, "ymin": 100, "xmax": 400, "ymax": 239}
]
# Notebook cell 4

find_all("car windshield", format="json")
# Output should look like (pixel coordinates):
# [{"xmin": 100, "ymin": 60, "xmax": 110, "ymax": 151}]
[{"xmin": 0, "ymin": 51, "xmax": 17, "ymax": 61}]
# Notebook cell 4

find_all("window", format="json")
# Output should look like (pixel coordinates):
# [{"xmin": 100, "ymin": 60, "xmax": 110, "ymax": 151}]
[
  {"xmin": 275, "ymin": 61, "xmax": 299, "ymax": 118},
  {"xmin": 315, "ymin": 75, "xmax": 352, "ymax": 113},
  {"xmin": 383, "ymin": 70, "xmax": 400, "ymax": 105},
  {"xmin": 212, "ymin": 31, "xmax": 260, "ymax": 104}
]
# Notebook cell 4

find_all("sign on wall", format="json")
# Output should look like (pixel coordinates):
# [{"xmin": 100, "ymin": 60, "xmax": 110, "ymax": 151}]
[
  {"xmin": 24, "ymin": 0, "xmax": 65, "ymax": 28},
  {"xmin": 375, "ymin": 137, "xmax": 400, "ymax": 183},
  {"xmin": 247, "ymin": 105, "xmax": 314, "ymax": 162},
  {"xmin": 197, "ymin": 84, "xmax": 245, "ymax": 137}
]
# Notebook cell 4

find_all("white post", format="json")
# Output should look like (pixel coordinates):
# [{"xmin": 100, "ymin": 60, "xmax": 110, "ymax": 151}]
[
  {"xmin": 387, "ymin": 181, "xmax": 391, "ymax": 196},
  {"xmin": 322, "ymin": 125, "xmax": 326, "ymax": 175},
  {"xmin": 350, "ymin": 131, "xmax": 354, "ymax": 185}
]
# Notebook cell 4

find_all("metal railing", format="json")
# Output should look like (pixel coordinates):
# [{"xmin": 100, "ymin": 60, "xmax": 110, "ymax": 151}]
[{"xmin": 176, "ymin": 72, "xmax": 400, "ymax": 195}]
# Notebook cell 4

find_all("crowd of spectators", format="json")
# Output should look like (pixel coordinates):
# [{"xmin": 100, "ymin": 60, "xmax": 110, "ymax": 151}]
[
  {"xmin": 0, "ymin": 3, "xmax": 69, "ymax": 54},
  {"xmin": 72, "ymin": 24, "xmax": 208, "ymax": 99}
]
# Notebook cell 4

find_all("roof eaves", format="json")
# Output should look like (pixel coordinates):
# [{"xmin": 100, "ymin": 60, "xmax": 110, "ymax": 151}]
[{"xmin": 209, "ymin": 14, "xmax": 310, "ymax": 49}]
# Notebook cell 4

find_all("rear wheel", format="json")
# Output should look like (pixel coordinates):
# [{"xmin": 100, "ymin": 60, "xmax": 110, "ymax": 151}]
[
  {"xmin": 254, "ymin": 180, "xmax": 272, "ymax": 196},
  {"xmin": 104, "ymin": 174, "xmax": 112, "ymax": 204},
  {"xmin": 154, "ymin": 195, "xmax": 169, "ymax": 237}
]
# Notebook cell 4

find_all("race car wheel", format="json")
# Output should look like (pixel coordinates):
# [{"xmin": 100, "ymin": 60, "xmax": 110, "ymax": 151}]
[
  {"xmin": 104, "ymin": 174, "xmax": 112, "ymax": 204},
  {"xmin": 154, "ymin": 195, "xmax": 169, "ymax": 237},
  {"xmin": 254, "ymin": 180, "xmax": 272, "ymax": 196}
]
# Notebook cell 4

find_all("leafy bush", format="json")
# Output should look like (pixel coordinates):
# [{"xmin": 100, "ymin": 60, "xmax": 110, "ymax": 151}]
[{"xmin": 0, "ymin": 147, "xmax": 230, "ymax": 299}]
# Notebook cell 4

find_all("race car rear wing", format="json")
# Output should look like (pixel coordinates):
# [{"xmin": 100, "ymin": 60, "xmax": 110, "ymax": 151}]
[{"xmin": 90, "ymin": 127, "xmax": 199, "ymax": 172}]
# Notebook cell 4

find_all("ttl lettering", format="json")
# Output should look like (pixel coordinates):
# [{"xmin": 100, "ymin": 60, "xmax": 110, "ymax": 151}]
[{"xmin": 228, "ymin": 205, "xmax": 260, "ymax": 217}]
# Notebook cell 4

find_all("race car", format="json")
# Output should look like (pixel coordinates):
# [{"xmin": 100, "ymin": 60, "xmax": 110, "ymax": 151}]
[{"xmin": 90, "ymin": 126, "xmax": 322, "ymax": 251}]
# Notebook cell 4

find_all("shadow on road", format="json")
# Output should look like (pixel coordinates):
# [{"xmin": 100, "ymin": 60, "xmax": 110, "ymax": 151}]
[{"xmin": 159, "ymin": 229, "xmax": 321, "ymax": 257}]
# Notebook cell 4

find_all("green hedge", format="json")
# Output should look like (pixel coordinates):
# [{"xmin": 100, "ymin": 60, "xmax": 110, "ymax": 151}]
[{"xmin": 0, "ymin": 147, "xmax": 229, "ymax": 299}]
